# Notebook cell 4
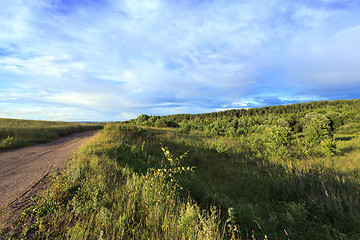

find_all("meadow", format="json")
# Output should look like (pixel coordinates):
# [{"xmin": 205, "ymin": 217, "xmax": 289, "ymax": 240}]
[
  {"xmin": 0, "ymin": 118, "xmax": 103, "ymax": 150},
  {"xmin": 6, "ymin": 124, "xmax": 224, "ymax": 239},
  {"xmin": 4, "ymin": 99, "xmax": 360, "ymax": 239}
]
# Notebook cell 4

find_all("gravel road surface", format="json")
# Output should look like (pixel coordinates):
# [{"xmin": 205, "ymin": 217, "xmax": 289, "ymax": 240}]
[{"xmin": 0, "ymin": 131, "xmax": 95, "ymax": 229}]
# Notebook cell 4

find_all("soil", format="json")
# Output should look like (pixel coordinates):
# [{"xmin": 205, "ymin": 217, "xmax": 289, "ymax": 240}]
[{"xmin": 0, "ymin": 131, "xmax": 96, "ymax": 231}]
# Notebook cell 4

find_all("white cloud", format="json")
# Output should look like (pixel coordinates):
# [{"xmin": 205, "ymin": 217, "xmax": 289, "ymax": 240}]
[
  {"xmin": 44, "ymin": 92, "xmax": 105, "ymax": 108},
  {"xmin": 0, "ymin": 102, "xmax": 95, "ymax": 121},
  {"xmin": 0, "ymin": 55, "xmax": 84, "ymax": 77},
  {"xmin": 279, "ymin": 24, "xmax": 360, "ymax": 88},
  {"xmin": 0, "ymin": 0, "xmax": 360, "ymax": 120}
]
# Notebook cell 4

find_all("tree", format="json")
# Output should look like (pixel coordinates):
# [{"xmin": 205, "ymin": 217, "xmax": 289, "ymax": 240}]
[
  {"xmin": 325, "ymin": 111, "xmax": 344, "ymax": 131},
  {"xmin": 155, "ymin": 118, "xmax": 167, "ymax": 128},
  {"xmin": 264, "ymin": 125, "xmax": 292, "ymax": 159},
  {"xmin": 136, "ymin": 114, "xmax": 150, "ymax": 125},
  {"xmin": 300, "ymin": 112, "xmax": 338, "ymax": 156},
  {"xmin": 301, "ymin": 112, "xmax": 332, "ymax": 145}
]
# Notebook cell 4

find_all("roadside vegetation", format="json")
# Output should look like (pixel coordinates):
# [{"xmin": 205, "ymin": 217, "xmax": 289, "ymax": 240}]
[
  {"xmin": 0, "ymin": 118, "xmax": 103, "ymax": 150},
  {"xmin": 4, "ymin": 99, "xmax": 360, "ymax": 239},
  {"xmin": 6, "ymin": 125, "xmax": 224, "ymax": 239}
]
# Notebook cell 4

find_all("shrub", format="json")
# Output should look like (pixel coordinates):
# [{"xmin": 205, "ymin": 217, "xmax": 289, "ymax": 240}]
[
  {"xmin": 136, "ymin": 114, "xmax": 150, "ymax": 125},
  {"xmin": 301, "ymin": 112, "xmax": 332, "ymax": 146},
  {"xmin": 155, "ymin": 118, "xmax": 167, "ymax": 128},
  {"xmin": 264, "ymin": 125, "xmax": 292, "ymax": 159}
]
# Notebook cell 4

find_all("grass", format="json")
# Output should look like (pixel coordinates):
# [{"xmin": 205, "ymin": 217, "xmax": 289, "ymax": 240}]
[
  {"xmin": 4, "ymin": 122, "xmax": 360, "ymax": 239},
  {"xmin": 5, "ymin": 124, "xmax": 224, "ymax": 239},
  {"xmin": 98, "ymin": 124, "xmax": 360, "ymax": 240},
  {"xmin": 0, "ymin": 118, "xmax": 103, "ymax": 150}
]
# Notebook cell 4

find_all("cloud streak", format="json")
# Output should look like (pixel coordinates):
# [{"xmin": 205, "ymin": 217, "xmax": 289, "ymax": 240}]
[{"xmin": 0, "ymin": 0, "xmax": 359, "ymax": 121}]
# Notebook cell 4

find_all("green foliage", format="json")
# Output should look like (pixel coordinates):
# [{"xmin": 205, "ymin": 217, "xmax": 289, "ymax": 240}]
[
  {"xmin": 146, "ymin": 115, "xmax": 160, "ymax": 126},
  {"xmin": 211, "ymin": 139, "xmax": 230, "ymax": 155},
  {"xmin": 129, "ymin": 99, "xmax": 359, "ymax": 140},
  {"xmin": 337, "ymin": 122, "xmax": 360, "ymax": 135},
  {"xmin": 166, "ymin": 120, "xmax": 180, "ymax": 128},
  {"xmin": 0, "ymin": 136, "xmax": 14, "ymax": 149},
  {"xmin": 135, "ymin": 113, "xmax": 150, "ymax": 125},
  {"xmin": 179, "ymin": 122, "xmax": 192, "ymax": 133},
  {"xmin": 161, "ymin": 146, "xmax": 188, "ymax": 167},
  {"xmin": 225, "ymin": 207, "xmax": 240, "ymax": 239},
  {"xmin": 301, "ymin": 112, "xmax": 332, "ymax": 145},
  {"xmin": 155, "ymin": 118, "xmax": 167, "ymax": 128},
  {"xmin": 326, "ymin": 111, "xmax": 344, "ymax": 131},
  {"xmin": 320, "ymin": 137, "xmax": 338, "ymax": 157},
  {"xmin": 264, "ymin": 125, "xmax": 292, "ymax": 159}
]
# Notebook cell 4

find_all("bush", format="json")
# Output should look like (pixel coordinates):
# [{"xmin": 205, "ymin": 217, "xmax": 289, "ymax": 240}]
[
  {"xmin": 320, "ymin": 137, "xmax": 338, "ymax": 157},
  {"xmin": 155, "ymin": 118, "xmax": 167, "ymax": 128},
  {"xmin": 1, "ymin": 136, "xmax": 14, "ymax": 149},
  {"xmin": 301, "ymin": 112, "xmax": 332, "ymax": 146},
  {"xmin": 136, "ymin": 114, "xmax": 150, "ymax": 125},
  {"xmin": 264, "ymin": 126, "xmax": 292, "ymax": 159},
  {"xmin": 166, "ymin": 120, "xmax": 179, "ymax": 128}
]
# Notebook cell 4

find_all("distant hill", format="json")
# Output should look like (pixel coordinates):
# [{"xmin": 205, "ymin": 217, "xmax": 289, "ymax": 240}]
[{"xmin": 130, "ymin": 99, "xmax": 360, "ymax": 135}]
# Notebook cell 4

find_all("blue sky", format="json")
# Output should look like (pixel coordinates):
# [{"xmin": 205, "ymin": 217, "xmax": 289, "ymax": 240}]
[{"xmin": 1, "ymin": 0, "xmax": 360, "ymax": 121}]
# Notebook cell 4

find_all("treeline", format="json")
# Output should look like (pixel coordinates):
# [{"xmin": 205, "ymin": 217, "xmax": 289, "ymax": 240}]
[
  {"xmin": 164, "ymin": 99, "xmax": 359, "ymax": 120},
  {"xmin": 129, "ymin": 99, "xmax": 360, "ymax": 158},
  {"xmin": 130, "ymin": 99, "xmax": 360, "ymax": 132}
]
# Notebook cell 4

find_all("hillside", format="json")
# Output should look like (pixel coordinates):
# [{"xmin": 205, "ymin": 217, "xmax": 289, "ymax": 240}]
[
  {"xmin": 4, "ymin": 99, "xmax": 360, "ymax": 239},
  {"xmin": 130, "ymin": 99, "xmax": 360, "ymax": 136}
]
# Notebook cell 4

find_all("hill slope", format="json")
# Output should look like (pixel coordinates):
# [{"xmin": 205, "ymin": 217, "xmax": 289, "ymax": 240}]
[{"xmin": 5, "ymin": 99, "xmax": 360, "ymax": 239}]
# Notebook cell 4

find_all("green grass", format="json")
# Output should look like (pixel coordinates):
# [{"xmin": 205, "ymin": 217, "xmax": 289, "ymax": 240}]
[
  {"xmin": 5, "ymin": 121, "xmax": 360, "ymax": 239},
  {"xmin": 0, "ymin": 118, "xmax": 103, "ymax": 150},
  {"xmin": 5, "ymin": 124, "xmax": 225, "ymax": 239},
  {"xmin": 150, "ymin": 128, "xmax": 360, "ymax": 239},
  {"xmin": 97, "ymin": 124, "xmax": 360, "ymax": 240}
]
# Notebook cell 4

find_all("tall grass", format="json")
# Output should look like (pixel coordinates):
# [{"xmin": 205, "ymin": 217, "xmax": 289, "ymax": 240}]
[
  {"xmin": 106, "ymin": 124, "xmax": 360, "ymax": 240},
  {"xmin": 8, "ymin": 123, "xmax": 360, "ymax": 239},
  {"xmin": 8, "ymin": 124, "xmax": 224, "ymax": 239},
  {"xmin": 0, "ymin": 118, "xmax": 103, "ymax": 150}
]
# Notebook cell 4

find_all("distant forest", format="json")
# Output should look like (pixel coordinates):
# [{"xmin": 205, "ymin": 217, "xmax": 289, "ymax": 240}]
[
  {"xmin": 131, "ymin": 99, "xmax": 360, "ymax": 132},
  {"xmin": 129, "ymin": 99, "xmax": 360, "ymax": 158}
]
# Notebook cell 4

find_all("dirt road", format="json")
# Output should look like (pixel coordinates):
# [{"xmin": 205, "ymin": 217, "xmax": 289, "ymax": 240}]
[{"xmin": 0, "ymin": 131, "xmax": 95, "ymax": 228}]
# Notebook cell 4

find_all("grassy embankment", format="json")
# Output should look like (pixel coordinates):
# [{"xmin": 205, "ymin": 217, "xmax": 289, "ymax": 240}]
[{"xmin": 0, "ymin": 118, "xmax": 103, "ymax": 150}]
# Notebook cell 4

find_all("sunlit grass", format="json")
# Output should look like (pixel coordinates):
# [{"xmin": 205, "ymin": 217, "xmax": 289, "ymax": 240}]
[
  {"xmin": 9, "ymin": 124, "xmax": 224, "ymax": 239},
  {"xmin": 127, "ymin": 124, "xmax": 360, "ymax": 240},
  {"xmin": 0, "ymin": 118, "xmax": 103, "ymax": 150},
  {"xmin": 7, "ymin": 121, "xmax": 360, "ymax": 240}
]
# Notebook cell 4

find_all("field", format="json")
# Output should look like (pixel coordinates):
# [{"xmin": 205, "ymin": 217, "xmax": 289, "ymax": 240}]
[
  {"xmin": 0, "ymin": 118, "xmax": 103, "ymax": 150},
  {"xmin": 3, "ymin": 99, "xmax": 360, "ymax": 239}
]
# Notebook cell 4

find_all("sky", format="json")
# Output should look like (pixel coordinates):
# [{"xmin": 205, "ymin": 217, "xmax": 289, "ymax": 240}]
[{"xmin": 1, "ymin": 0, "xmax": 360, "ymax": 121}]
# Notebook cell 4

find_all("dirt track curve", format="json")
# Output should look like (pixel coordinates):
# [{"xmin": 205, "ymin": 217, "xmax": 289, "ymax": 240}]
[{"xmin": 0, "ymin": 131, "xmax": 95, "ymax": 228}]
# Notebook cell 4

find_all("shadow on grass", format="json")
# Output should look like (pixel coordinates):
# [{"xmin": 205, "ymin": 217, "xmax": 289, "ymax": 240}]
[
  {"xmin": 335, "ymin": 136, "xmax": 354, "ymax": 141},
  {"xmin": 105, "ymin": 126, "xmax": 360, "ymax": 240}
]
